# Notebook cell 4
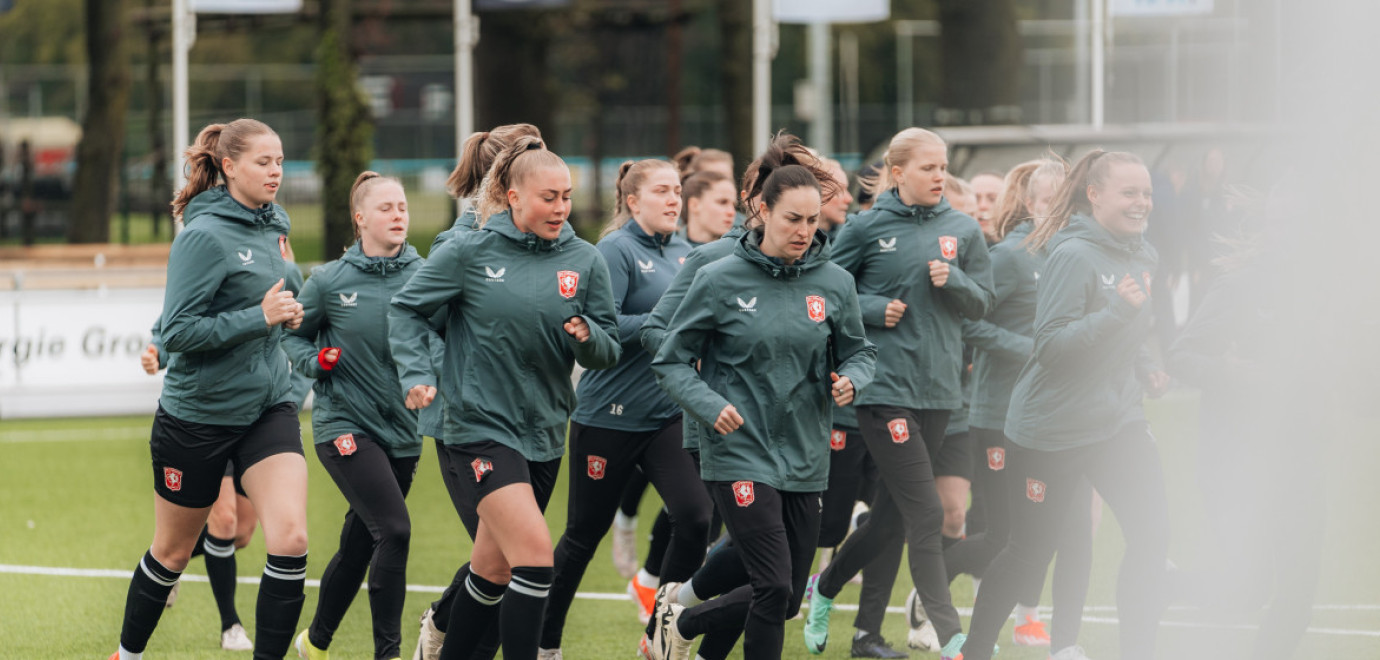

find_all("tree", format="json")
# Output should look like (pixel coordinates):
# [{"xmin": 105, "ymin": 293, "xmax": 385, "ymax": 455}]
[
  {"xmin": 315, "ymin": 0, "xmax": 373, "ymax": 257},
  {"xmin": 67, "ymin": 0, "xmax": 132, "ymax": 243},
  {"xmin": 936, "ymin": 0, "xmax": 1022, "ymax": 124},
  {"xmin": 715, "ymin": 0, "xmax": 752, "ymax": 176}
]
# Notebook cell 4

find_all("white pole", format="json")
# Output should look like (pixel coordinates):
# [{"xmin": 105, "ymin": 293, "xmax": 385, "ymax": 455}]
[
  {"xmin": 752, "ymin": 0, "xmax": 772, "ymax": 151},
  {"xmin": 454, "ymin": 0, "xmax": 476, "ymax": 159},
  {"xmin": 1074, "ymin": 0, "xmax": 1089, "ymax": 123},
  {"xmin": 896, "ymin": 22, "xmax": 912, "ymax": 130},
  {"xmin": 807, "ymin": 21, "xmax": 832, "ymax": 154},
  {"xmin": 1091, "ymin": 0, "xmax": 1105, "ymax": 129},
  {"xmin": 172, "ymin": 0, "xmax": 193, "ymax": 195}
]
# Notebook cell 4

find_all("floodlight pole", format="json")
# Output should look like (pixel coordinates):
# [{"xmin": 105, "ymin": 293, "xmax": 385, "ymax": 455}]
[
  {"xmin": 172, "ymin": 0, "xmax": 194, "ymax": 198},
  {"xmin": 455, "ymin": 0, "xmax": 477, "ymax": 159},
  {"xmin": 752, "ymin": 0, "xmax": 774, "ymax": 151}
]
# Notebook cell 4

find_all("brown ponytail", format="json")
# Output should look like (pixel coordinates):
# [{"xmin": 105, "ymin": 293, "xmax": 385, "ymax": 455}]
[
  {"xmin": 602, "ymin": 158, "xmax": 677, "ymax": 239},
  {"xmin": 673, "ymin": 146, "xmax": 733, "ymax": 180},
  {"xmin": 446, "ymin": 123, "xmax": 542, "ymax": 200},
  {"xmin": 740, "ymin": 132, "xmax": 842, "ymax": 226},
  {"xmin": 992, "ymin": 156, "xmax": 1068, "ymax": 241},
  {"xmin": 475, "ymin": 136, "xmax": 567, "ymax": 227},
  {"xmin": 170, "ymin": 118, "xmax": 276, "ymax": 220}
]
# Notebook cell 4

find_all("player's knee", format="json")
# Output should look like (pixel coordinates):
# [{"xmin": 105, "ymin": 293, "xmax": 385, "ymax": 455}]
[
  {"xmin": 753, "ymin": 578, "xmax": 792, "ymax": 621},
  {"xmin": 206, "ymin": 507, "xmax": 237, "ymax": 539},
  {"xmin": 377, "ymin": 514, "xmax": 411, "ymax": 551},
  {"xmin": 265, "ymin": 524, "xmax": 308, "ymax": 556},
  {"xmin": 674, "ymin": 503, "xmax": 713, "ymax": 546}
]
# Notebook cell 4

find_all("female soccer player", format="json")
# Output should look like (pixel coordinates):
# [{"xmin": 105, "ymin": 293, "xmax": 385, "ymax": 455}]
[
  {"xmin": 288, "ymin": 172, "xmax": 432, "ymax": 660},
  {"xmin": 802, "ymin": 127, "xmax": 993, "ymax": 660},
  {"xmin": 679, "ymin": 170, "xmax": 739, "ymax": 246},
  {"xmin": 390, "ymin": 137, "xmax": 621, "ymax": 660},
  {"xmin": 957, "ymin": 150, "xmax": 1171, "ymax": 660},
  {"xmin": 112, "ymin": 118, "xmax": 308, "ymax": 660},
  {"xmin": 939, "ymin": 158, "xmax": 1073, "ymax": 651},
  {"xmin": 413, "ymin": 123, "xmax": 544, "ymax": 660},
  {"xmin": 649, "ymin": 156, "xmax": 876, "ymax": 660},
  {"xmin": 539, "ymin": 159, "xmax": 711, "ymax": 657}
]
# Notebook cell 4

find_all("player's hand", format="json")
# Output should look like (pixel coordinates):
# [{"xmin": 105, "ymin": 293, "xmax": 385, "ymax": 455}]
[
  {"xmin": 564, "ymin": 316, "xmax": 590, "ymax": 343},
  {"xmin": 714, "ymin": 404, "xmax": 745, "ymax": 435},
  {"xmin": 1146, "ymin": 370, "xmax": 1171, "ymax": 398},
  {"xmin": 929, "ymin": 260, "xmax": 950, "ymax": 287},
  {"xmin": 140, "ymin": 344, "xmax": 160, "ymax": 375},
  {"xmin": 1117, "ymin": 274, "xmax": 1147, "ymax": 309},
  {"xmin": 406, "ymin": 385, "xmax": 437, "ymax": 410},
  {"xmin": 261, "ymin": 279, "xmax": 302, "ymax": 327},
  {"xmin": 884, "ymin": 299, "xmax": 907, "ymax": 328},
  {"xmin": 830, "ymin": 372, "xmax": 855, "ymax": 407},
  {"xmin": 318, "ymin": 347, "xmax": 341, "ymax": 371}
]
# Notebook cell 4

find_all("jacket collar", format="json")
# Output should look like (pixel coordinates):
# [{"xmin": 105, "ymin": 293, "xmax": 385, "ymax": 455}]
[
  {"xmin": 482, "ymin": 210, "xmax": 575, "ymax": 252},
  {"xmin": 734, "ymin": 228, "xmax": 831, "ymax": 279},
  {"xmin": 339, "ymin": 240, "xmax": 420, "ymax": 274}
]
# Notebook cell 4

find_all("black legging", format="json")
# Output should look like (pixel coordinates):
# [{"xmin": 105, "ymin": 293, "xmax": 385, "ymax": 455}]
[
  {"xmin": 309, "ymin": 436, "xmax": 418, "ymax": 660},
  {"xmin": 815, "ymin": 406, "xmax": 963, "ymax": 645},
  {"xmin": 676, "ymin": 482, "xmax": 821, "ymax": 660},
  {"xmin": 541, "ymin": 419, "xmax": 712, "ymax": 649},
  {"xmin": 962, "ymin": 424, "xmax": 1169, "ymax": 660}
]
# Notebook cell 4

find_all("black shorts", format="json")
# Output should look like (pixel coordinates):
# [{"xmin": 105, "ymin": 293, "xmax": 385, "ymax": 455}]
[
  {"xmin": 933, "ymin": 430, "xmax": 973, "ymax": 480},
  {"xmin": 149, "ymin": 402, "xmax": 303, "ymax": 508},
  {"xmin": 440, "ymin": 440, "xmax": 562, "ymax": 528}
]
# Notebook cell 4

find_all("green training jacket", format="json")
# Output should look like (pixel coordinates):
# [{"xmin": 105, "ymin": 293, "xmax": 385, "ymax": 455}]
[
  {"xmin": 653, "ymin": 229, "xmax": 876, "ymax": 492},
  {"xmin": 830, "ymin": 189, "xmax": 994, "ymax": 411},
  {"xmin": 572, "ymin": 220, "xmax": 693, "ymax": 431},
  {"xmin": 390, "ymin": 210, "xmax": 621, "ymax": 462},
  {"xmin": 285, "ymin": 242, "xmax": 430, "ymax": 458},
  {"xmin": 640, "ymin": 225, "xmax": 746, "ymax": 450},
  {"xmin": 966, "ymin": 221, "xmax": 1042, "ymax": 431},
  {"xmin": 1004, "ymin": 214, "xmax": 1158, "ymax": 451},
  {"xmin": 158, "ymin": 186, "xmax": 300, "ymax": 426}
]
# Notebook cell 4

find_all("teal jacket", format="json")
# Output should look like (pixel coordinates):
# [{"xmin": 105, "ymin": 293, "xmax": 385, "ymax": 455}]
[
  {"xmin": 390, "ymin": 211, "xmax": 622, "ymax": 462},
  {"xmin": 1004, "ymin": 214, "xmax": 1158, "ymax": 450},
  {"xmin": 640, "ymin": 225, "xmax": 746, "ymax": 450},
  {"xmin": 415, "ymin": 210, "xmax": 481, "ymax": 440},
  {"xmin": 652, "ymin": 229, "xmax": 876, "ymax": 492},
  {"xmin": 158, "ymin": 186, "xmax": 300, "ymax": 425},
  {"xmin": 285, "ymin": 242, "xmax": 430, "ymax": 458},
  {"xmin": 151, "ymin": 264, "xmax": 310, "ymax": 404},
  {"xmin": 573, "ymin": 220, "xmax": 693, "ymax": 431},
  {"xmin": 966, "ymin": 221, "xmax": 1042, "ymax": 431},
  {"xmin": 830, "ymin": 189, "xmax": 994, "ymax": 410}
]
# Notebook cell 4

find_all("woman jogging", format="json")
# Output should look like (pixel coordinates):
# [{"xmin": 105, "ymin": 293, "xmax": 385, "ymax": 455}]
[
  {"xmin": 288, "ymin": 172, "xmax": 432, "ymax": 660},
  {"xmin": 111, "ymin": 118, "xmax": 309, "ymax": 660},
  {"xmin": 390, "ymin": 137, "xmax": 621, "ymax": 660},
  {"xmin": 539, "ymin": 159, "xmax": 712, "ymax": 658},
  {"xmin": 802, "ymin": 127, "xmax": 994, "ymax": 660},
  {"xmin": 648, "ymin": 154, "xmax": 876, "ymax": 660},
  {"xmin": 956, "ymin": 150, "xmax": 1171, "ymax": 660},
  {"xmin": 412, "ymin": 122, "xmax": 544, "ymax": 660}
]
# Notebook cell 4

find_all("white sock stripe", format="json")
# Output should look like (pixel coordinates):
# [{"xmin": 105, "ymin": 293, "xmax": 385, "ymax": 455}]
[
  {"xmin": 510, "ymin": 574, "xmax": 552, "ymax": 590},
  {"xmin": 506, "ymin": 580, "xmax": 550, "ymax": 599},
  {"xmin": 202, "ymin": 538, "xmax": 235, "ymax": 558},
  {"xmin": 138, "ymin": 557, "xmax": 179, "ymax": 587},
  {"xmin": 262, "ymin": 566, "xmax": 307, "ymax": 581},
  {"xmin": 464, "ymin": 576, "xmax": 504, "ymax": 606}
]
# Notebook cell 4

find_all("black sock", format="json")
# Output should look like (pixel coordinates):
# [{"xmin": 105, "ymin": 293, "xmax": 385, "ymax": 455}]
[
  {"xmin": 502, "ymin": 566, "xmax": 553, "ymax": 659},
  {"xmin": 942, "ymin": 535, "xmax": 961, "ymax": 551},
  {"xmin": 643, "ymin": 509, "xmax": 673, "ymax": 576},
  {"xmin": 439, "ymin": 567, "xmax": 505, "ymax": 660},
  {"xmin": 431, "ymin": 563, "xmax": 469, "ymax": 634},
  {"xmin": 254, "ymin": 553, "xmax": 307, "ymax": 660},
  {"xmin": 190, "ymin": 525, "xmax": 208, "ymax": 559},
  {"xmin": 203, "ymin": 533, "xmax": 241, "ymax": 631},
  {"xmin": 119, "ymin": 550, "xmax": 182, "ymax": 653}
]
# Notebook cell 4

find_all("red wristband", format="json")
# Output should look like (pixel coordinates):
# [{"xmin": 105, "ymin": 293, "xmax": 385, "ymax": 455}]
[{"xmin": 318, "ymin": 347, "xmax": 340, "ymax": 370}]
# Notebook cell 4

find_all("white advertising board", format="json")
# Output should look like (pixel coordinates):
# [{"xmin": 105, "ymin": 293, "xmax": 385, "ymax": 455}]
[
  {"xmin": 773, "ymin": 0, "xmax": 889, "ymax": 24},
  {"xmin": 1110, "ymin": 0, "xmax": 1214, "ymax": 16},
  {"xmin": 189, "ymin": 0, "xmax": 302, "ymax": 13},
  {"xmin": 0, "ymin": 288, "xmax": 164, "ymax": 418}
]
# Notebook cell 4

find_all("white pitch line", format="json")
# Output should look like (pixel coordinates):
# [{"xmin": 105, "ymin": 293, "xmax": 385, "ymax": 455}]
[{"xmin": 3, "ymin": 563, "xmax": 1379, "ymax": 639}]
